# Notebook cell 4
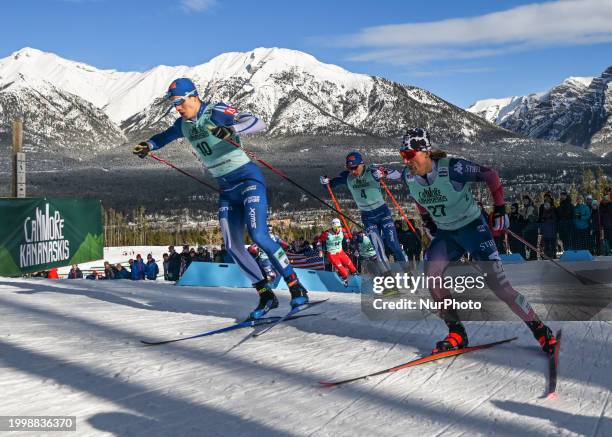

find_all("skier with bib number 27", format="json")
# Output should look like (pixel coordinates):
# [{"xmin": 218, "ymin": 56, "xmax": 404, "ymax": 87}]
[
  {"xmin": 399, "ymin": 128, "xmax": 556, "ymax": 354},
  {"xmin": 133, "ymin": 78, "xmax": 308, "ymax": 320}
]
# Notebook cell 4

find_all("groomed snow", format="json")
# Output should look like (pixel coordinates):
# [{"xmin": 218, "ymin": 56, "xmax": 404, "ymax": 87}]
[{"xmin": 1, "ymin": 259, "xmax": 610, "ymax": 436}]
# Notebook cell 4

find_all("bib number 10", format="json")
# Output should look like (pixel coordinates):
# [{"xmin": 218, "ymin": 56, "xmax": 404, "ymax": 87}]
[{"xmin": 195, "ymin": 141, "xmax": 213, "ymax": 156}]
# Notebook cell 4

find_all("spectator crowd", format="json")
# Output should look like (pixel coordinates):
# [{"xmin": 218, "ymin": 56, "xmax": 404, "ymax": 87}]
[{"xmin": 32, "ymin": 190, "xmax": 612, "ymax": 282}]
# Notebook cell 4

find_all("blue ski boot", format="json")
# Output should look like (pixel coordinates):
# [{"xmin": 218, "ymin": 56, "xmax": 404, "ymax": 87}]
[
  {"xmin": 285, "ymin": 273, "xmax": 309, "ymax": 308},
  {"xmin": 249, "ymin": 280, "xmax": 278, "ymax": 319}
]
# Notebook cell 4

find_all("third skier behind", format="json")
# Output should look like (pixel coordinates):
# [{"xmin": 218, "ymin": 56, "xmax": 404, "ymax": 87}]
[{"xmin": 318, "ymin": 218, "xmax": 358, "ymax": 287}]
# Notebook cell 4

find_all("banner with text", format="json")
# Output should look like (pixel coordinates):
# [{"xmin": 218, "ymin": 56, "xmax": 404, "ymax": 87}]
[{"xmin": 0, "ymin": 198, "xmax": 103, "ymax": 276}]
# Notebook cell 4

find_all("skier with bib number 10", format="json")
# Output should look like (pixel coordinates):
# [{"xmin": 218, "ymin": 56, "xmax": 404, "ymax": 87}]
[{"xmin": 132, "ymin": 78, "xmax": 308, "ymax": 320}]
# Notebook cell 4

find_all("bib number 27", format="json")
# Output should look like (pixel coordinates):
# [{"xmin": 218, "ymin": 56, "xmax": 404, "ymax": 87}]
[{"xmin": 427, "ymin": 204, "xmax": 446, "ymax": 217}]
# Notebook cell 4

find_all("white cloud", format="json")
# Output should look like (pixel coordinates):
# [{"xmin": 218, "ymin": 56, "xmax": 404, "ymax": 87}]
[
  {"xmin": 181, "ymin": 0, "xmax": 216, "ymax": 12},
  {"xmin": 332, "ymin": 0, "xmax": 612, "ymax": 65}
]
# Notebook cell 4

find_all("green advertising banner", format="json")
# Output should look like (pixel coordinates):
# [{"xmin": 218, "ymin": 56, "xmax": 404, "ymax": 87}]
[{"xmin": 0, "ymin": 198, "xmax": 103, "ymax": 276}]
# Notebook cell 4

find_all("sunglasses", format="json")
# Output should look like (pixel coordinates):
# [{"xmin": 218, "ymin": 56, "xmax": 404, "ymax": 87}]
[
  {"xmin": 168, "ymin": 90, "xmax": 197, "ymax": 107},
  {"xmin": 400, "ymin": 149, "xmax": 417, "ymax": 161},
  {"xmin": 346, "ymin": 164, "xmax": 361, "ymax": 170}
]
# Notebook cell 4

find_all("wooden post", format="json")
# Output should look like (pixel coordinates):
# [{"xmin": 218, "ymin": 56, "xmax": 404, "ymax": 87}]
[{"xmin": 12, "ymin": 121, "xmax": 26, "ymax": 198}]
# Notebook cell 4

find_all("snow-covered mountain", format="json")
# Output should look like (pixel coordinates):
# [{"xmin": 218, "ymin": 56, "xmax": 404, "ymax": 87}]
[
  {"xmin": 467, "ymin": 70, "xmax": 612, "ymax": 156},
  {"xmin": 0, "ymin": 47, "xmax": 509, "ymax": 163}
]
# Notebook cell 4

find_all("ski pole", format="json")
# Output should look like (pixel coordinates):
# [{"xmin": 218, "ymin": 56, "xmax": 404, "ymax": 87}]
[
  {"xmin": 506, "ymin": 228, "xmax": 597, "ymax": 285},
  {"xmin": 148, "ymin": 153, "xmax": 219, "ymax": 192},
  {"xmin": 326, "ymin": 184, "xmax": 353, "ymax": 238},
  {"xmin": 379, "ymin": 178, "xmax": 417, "ymax": 233},
  {"xmin": 220, "ymin": 134, "xmax": 365, "ymax": 230}
]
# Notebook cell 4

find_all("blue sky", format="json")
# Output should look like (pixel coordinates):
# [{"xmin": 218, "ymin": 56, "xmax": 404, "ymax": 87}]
[{"xmin": 3, "ymin": 0, "xmax": 612, "ymax": 108}]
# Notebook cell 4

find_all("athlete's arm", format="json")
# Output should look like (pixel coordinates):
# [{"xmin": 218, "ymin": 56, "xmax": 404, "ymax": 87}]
[
  {"xmin": 449, "ymin": 158, "xmax": 505, "ymax": 206},
  {"xmin": 371, "ymin": 165, "xmax": 402, "ymax": 183},
  {"xmin": 211, "ymin": 103, "xmax": 266, "ymax": 135},
  {"xmin": 329, "ymin": 171, "xmax": 349, "ymax": 189},
  {"xmin": 147, "ymin": 117, "xmax": 184, "ymax": 150}
]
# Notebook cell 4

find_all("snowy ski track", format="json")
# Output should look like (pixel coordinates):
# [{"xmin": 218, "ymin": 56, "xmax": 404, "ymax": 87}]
[{"xmin": 0, "ymin": 277, "xmax": 610, "ymax": 436}]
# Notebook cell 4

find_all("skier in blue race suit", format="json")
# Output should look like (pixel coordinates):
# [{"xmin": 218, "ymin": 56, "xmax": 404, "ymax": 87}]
[
  {"xmin": 320, "ymin": 152, "xmax": 408, "ymax": 275},
  {"xmin": 133, "ymin": 78, "xmax": 308, "ymax": 319},
  {"xmin": 399, "ymin": 128, "xmax": 557, "ymax": 354}
]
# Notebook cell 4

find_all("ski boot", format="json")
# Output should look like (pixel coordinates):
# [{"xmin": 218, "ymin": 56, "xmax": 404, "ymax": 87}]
[
  {"xmin": 527, "ymin": 321, "xmax": 557, "ymax": 354},
  {"xmin": 433, "ymin": 321, "xmax": 469, "ymax": 353},
  {"xmin": 249, "ymin": 279, "xmax": 279, "ymax": 319},
  {"xmin": 342, "ymin": 277, "xmax": 350, "ymax": 287},
  {"xmin": 285, "ymin": 273, "xmax": 309, "ymax": 308}
]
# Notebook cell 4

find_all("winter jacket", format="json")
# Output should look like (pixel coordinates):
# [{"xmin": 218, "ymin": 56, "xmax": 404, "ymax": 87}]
[
  {"xmin": 167, "ymin": 251, "xmax": 181, "ymax": 280},
  {"xmin": 538, "ymin": 205, "xmax": 557, "ymax": 239},
  {"xmin": 556, "ymin": 198, "xmax": 574, "ymax": 221},
  {"xmin": 573, "ymin": 204, "xmax": 592, "ymax": 230},
  {"xmin": 145, "ymin": 259, "xmax": 159, "ymax": 280},
  {"xmin": 131, "ymin": 259, "xmax": 146, "ymax": 280},
  {"xmin": 114, "ymin": 267, "xmax": 131, "ymax": 279},
  {"xmin": 68, "ymin": 268, "xmax": 83, "ymax": 279},
  {"xmin": 600, "ymin": 201, "xmax": 612, "ymax": 229}
]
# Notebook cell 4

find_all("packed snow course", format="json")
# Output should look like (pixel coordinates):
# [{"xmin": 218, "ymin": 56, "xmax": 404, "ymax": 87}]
[{"xmin": 0, "ymin": 250, "xmax": 610, "ymax": 436}]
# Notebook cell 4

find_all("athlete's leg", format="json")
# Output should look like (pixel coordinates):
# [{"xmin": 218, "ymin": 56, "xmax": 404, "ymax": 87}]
[
  {"xmin": 424, "ymin": 232, "xmax": 469, "ymax": 350},
  {"xmin": 457, "ymin": 217, "xmax": 538, "ymax": 323},
  {"xmin": 379, "ymin": 210, "xmax": 408, "ymax": 262},
  {"xmin": 218, "ymin": 195, "xmax": 263, "ymax": 284},
  {"xmin": 424, "ymin": 232, "xmax": 465, "ymax": 319},
  {"xmin": 242, "ymin": 181, "xmax": 308, "ymax": 303},
  {"xmin": 338, "ymin": 250, "xmax": 357, "ymax": 274},
  {"xmin": 363, "ymin": 211, "xmax": 392, "ymax": 272},
  {"xmin": 241, "ymin": 181, "xmax": 294, "ymax": 278},
  {"xmin": 328, "ymin": 252, "xmax": 349, "ymax": 280}
]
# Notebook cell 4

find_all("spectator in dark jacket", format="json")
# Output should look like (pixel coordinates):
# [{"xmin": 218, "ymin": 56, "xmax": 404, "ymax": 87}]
[
  {"xmin": 167, "ymin": 246, "xmax": 181, "ymax": 281},
  {"xmin": 85, "ymin": 270, "xmax": 99, "ymax": 280},
  {"xmin": 519, "ymin": 195, "xmax": 539, "ymax": 260},
  {"xmin": 162, "ymin": 253, "xmax": 169, "ymax": 280},
  {"xmin": 220, "ymin": 243, "xmax": 234, "ymax": 263},
  {"xmin": 600, "ymin": 196, "xmax": 612, "ymax": 255},
  {"xmin": 395, "ymin": 220, "xmax": 422, "ymax": 262},
  {"xmin": 114, "ymin": 263, "xmax": 131, "ymax": 279},
  {"xmin": 590, "ymin": 200, "xmax": 602, "ymax": 255},
  {"xmin": 508, "ymin": 202, "xmax": 526, "ymax": 258},
  {"xmin": 179, "ymin": 245, "xmax": 192, "ymax": 277},
  {"xmin": 556, "ymin": 191, "xmax": 574, "ymax": 250},
  {"xmin": 539, "ymin": 199, "xmax": 558, "ymax": 259},
  {"xmin": 68, "ymin": 264, "xmax": 83, "ymax": 279},
  {"xmin": 145, "ymin": 254, "xmax": 160, "ymax": 280},
  {"xmin": 131, "ymin": 254, "xmax": 146, "ymax": 280},
  {"xmin": 101, "ymin": 261, "xmax": 115, "ymax": 280}
]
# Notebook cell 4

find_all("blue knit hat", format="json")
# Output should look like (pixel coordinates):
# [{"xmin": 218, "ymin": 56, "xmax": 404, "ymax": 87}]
[
  {"xmin": 346, "ymin": 151, "xmax": 363, "ymax": 168},
  {"xmin": 166, "ymin": 78, "xmax": 198, "ymax": 98}
]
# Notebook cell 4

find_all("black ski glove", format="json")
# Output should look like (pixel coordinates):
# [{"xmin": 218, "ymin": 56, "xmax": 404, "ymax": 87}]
[
  {"xmin": 209, "ymin": 125, "xmax": 233, "ymax": 140},
  {"xmin": 133, "ymin": 142, "xmax": 151, "ymax": 159}
]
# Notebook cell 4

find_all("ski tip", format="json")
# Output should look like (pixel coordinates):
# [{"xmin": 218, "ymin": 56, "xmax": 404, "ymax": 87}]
[
  {"xmin": 546, "ymin": 392, "xmax": 557, "ymax": 401},
  {"xmin": 140, "ymin": 340, "xmax": 156, "ymax": 346},
  {"xmin": 318, "ymin": 381, "xmax": 337, "ymax": 389}
]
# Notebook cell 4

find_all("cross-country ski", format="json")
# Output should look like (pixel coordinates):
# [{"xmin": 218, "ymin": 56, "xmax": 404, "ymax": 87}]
[{"xmin": 319, "ymin": 337, "xmax": 518, "ymax": 388}]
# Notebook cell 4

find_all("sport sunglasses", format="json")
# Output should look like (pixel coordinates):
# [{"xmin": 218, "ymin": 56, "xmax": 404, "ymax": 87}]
[
  {"xmin": 168, "ymin": 89, "xmax": 197, "ymax": 107},
  {"xmin": 400, "ymin": 149, "xmax": 417, "ymax": 161}
]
